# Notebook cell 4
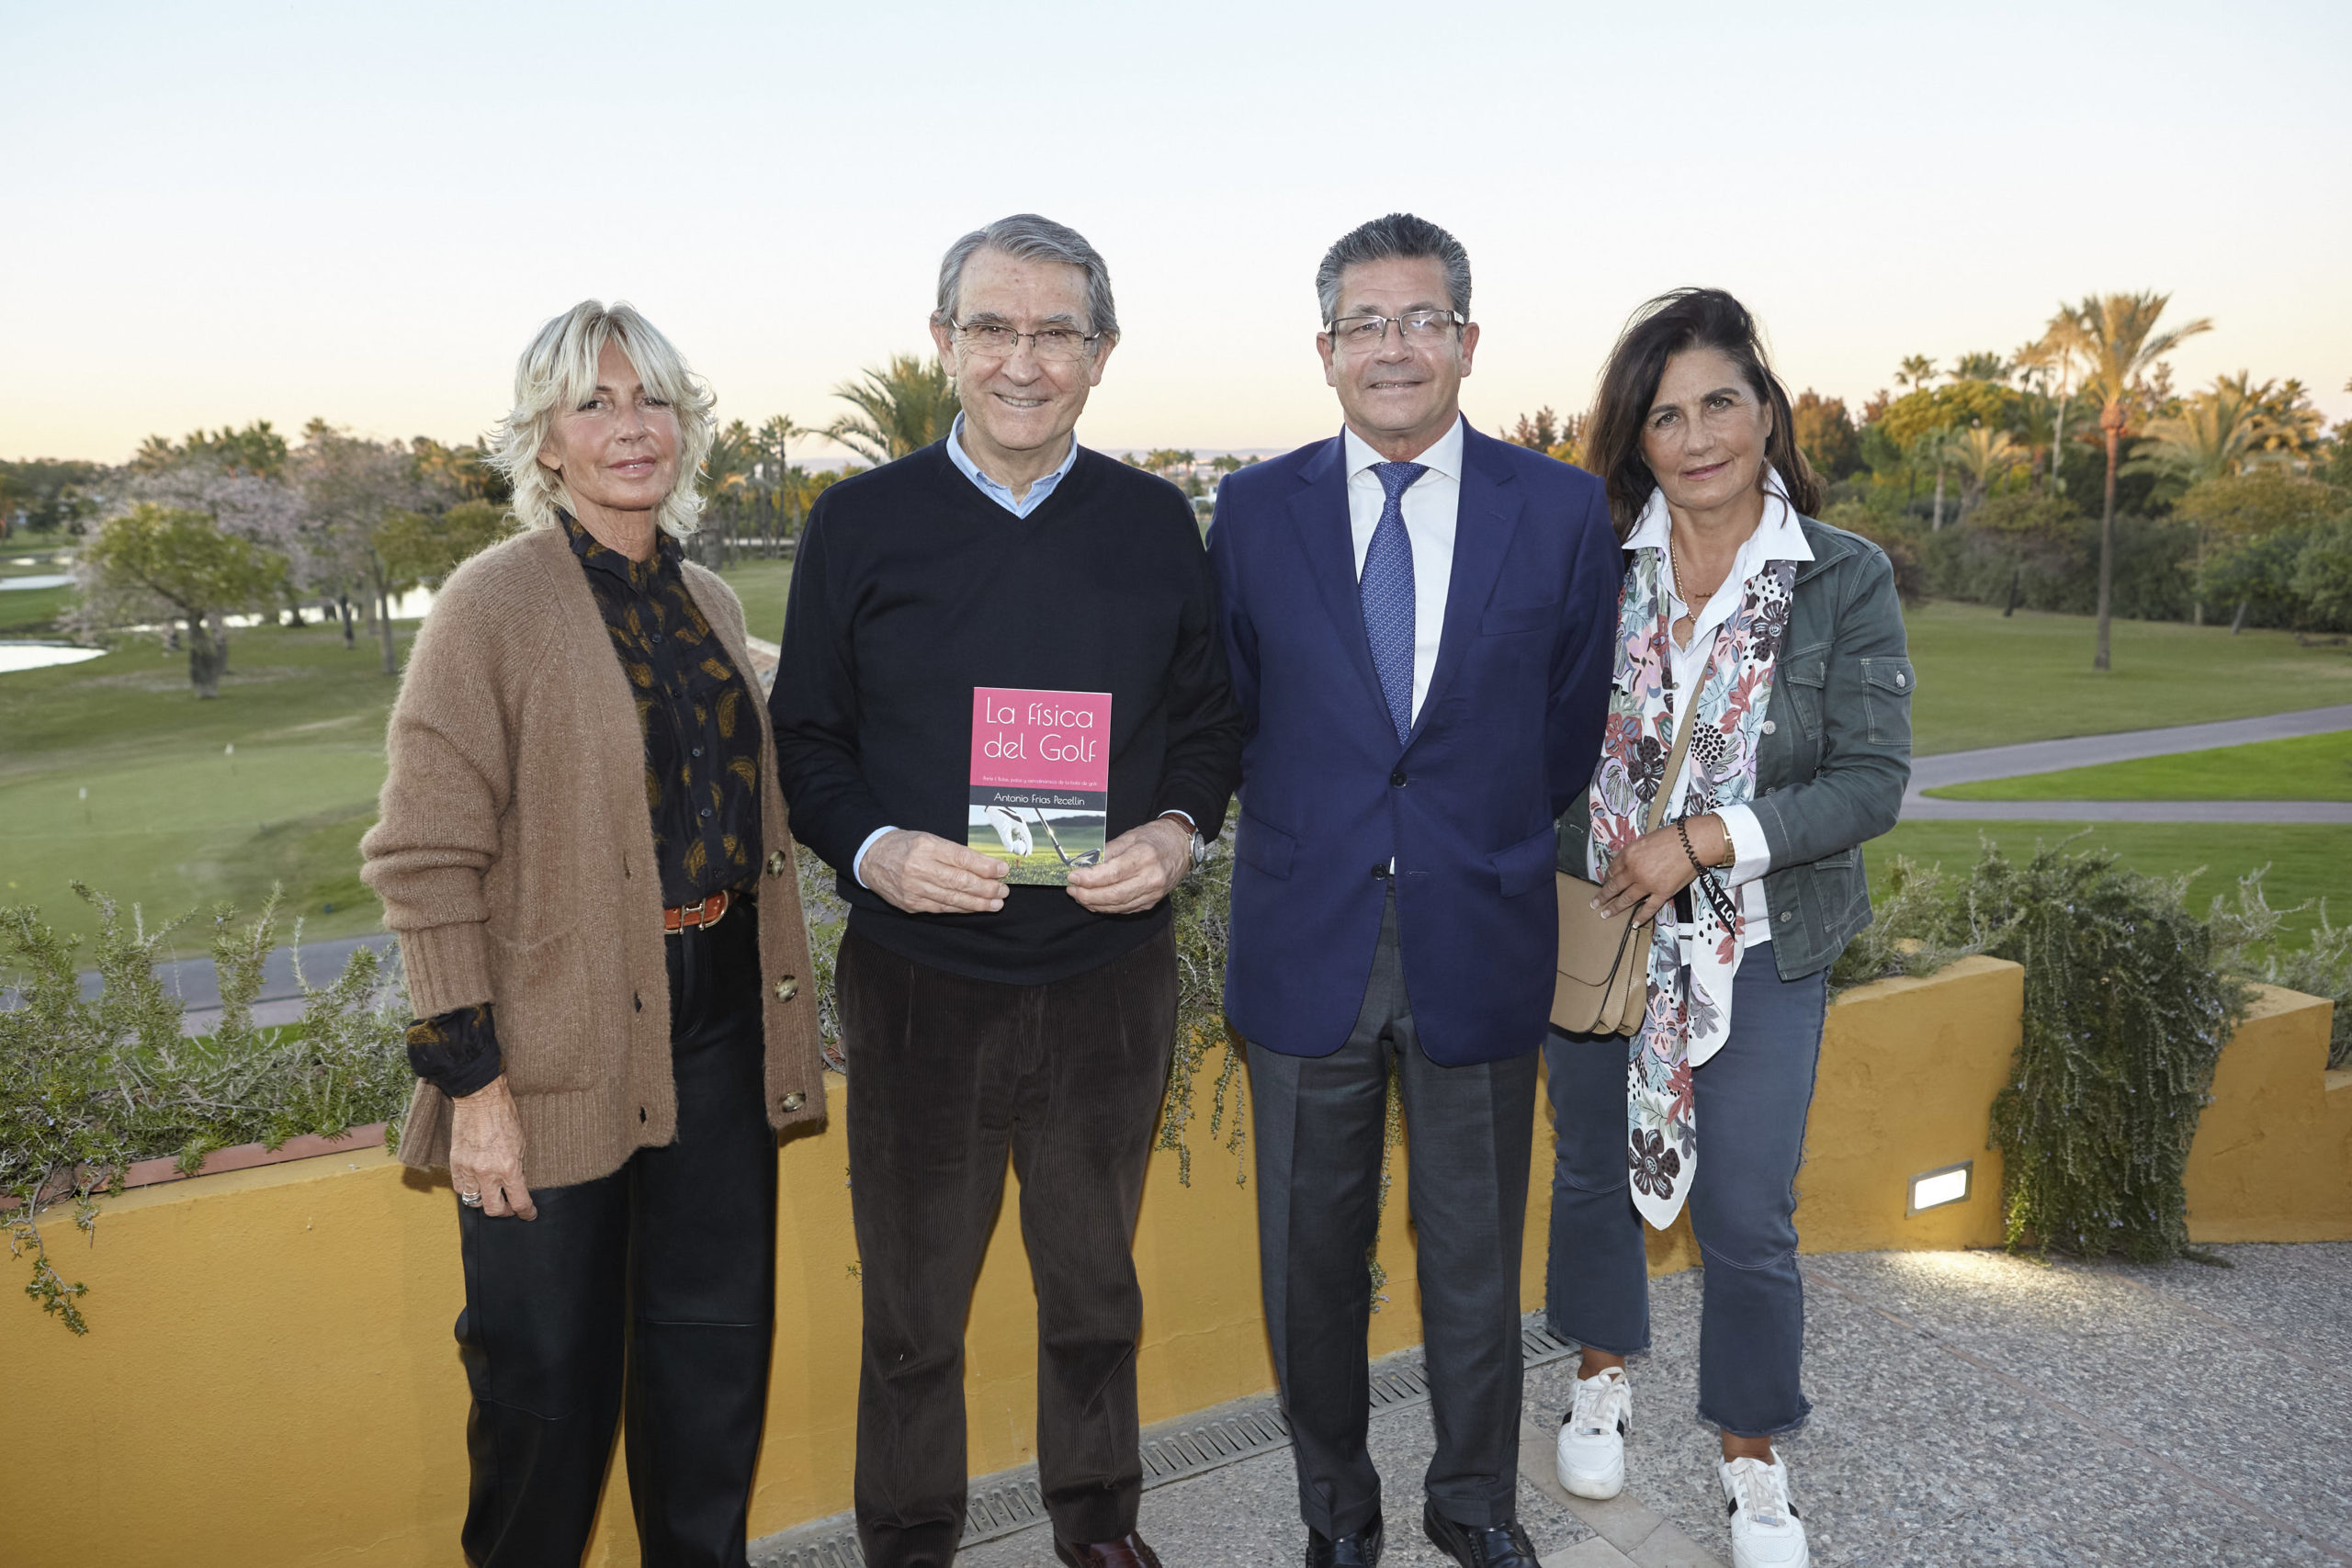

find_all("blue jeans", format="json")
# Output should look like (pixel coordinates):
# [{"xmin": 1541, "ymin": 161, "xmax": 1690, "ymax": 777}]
[{"xmin": 1542, "ymin": 956, "xmax": 1827, "ymax": 1438}]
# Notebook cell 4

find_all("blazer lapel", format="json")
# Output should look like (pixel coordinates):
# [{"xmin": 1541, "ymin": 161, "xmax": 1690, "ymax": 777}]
[
  {"xmin": 1409, "ymin": 428, "xmax": 1521, "ymax": 742},
  {"xmin": 1288, "ymin": 436, "xmax": 1396, "ymax": 734}
]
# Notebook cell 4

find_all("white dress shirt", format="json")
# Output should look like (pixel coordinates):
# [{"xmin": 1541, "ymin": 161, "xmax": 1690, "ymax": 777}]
[
  {"xmin": 1340, "ymin": 416, "xmax": 1463, "ymax": 726},
  {"xmin": 1621, "ymin": 474, "xmax": 1815, "ymax": 946}
]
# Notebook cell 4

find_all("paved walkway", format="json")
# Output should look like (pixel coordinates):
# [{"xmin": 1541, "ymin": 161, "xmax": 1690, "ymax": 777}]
[
  {"xmin": 754, "ymin": 1243, "xmax": 2352, "ymax": 1568},
  {"xmin": 1903, "ymin": 704, "xmax": 2352, "ymax": 824}
]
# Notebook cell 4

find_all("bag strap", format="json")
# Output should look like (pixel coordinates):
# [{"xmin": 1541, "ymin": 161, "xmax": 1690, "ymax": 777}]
[{"xmin": 1641, "ymin": 688, "xmax": 1705, "ymax": 837}]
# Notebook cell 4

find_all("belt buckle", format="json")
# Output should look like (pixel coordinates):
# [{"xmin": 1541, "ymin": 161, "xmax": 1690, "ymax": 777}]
[{"xmin": 665, "ymin": 890, "xmax": 729, "ymax": 935}]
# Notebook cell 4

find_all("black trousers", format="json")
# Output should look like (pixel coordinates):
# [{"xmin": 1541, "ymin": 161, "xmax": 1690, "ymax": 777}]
[
  {"xmin": 837, "ymin": 924, "xmax": 1178, "ymax": 1568},
  {"xmin": 453, "ymin": 905, "xmax": 778, "ymax": 1568},
  {"xmin": 1246, "ymin": 890, "xmax": 1540, "ymax": 1539}
]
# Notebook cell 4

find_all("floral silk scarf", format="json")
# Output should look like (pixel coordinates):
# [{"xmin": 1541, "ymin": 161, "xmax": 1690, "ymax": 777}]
[{"xmin": 1588, "ymin": 547, "xmax": 1795, "ymax": 1230}]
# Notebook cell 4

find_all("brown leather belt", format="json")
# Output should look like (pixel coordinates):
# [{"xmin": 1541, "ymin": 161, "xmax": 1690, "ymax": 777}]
[{"xmin": 663, "ymin": 888, "xmax": 737, "ymax": 934}]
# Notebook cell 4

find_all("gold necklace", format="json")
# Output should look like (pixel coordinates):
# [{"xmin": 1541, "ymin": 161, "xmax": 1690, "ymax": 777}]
[{"xmin": 1668, "ymin": 538, "xmax": 1713, "ymax": 612}]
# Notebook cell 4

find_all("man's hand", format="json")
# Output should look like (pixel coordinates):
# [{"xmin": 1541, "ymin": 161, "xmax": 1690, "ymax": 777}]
[
  {"xmin": 864, "ymin": 829, "xmax": 1009, "ymax": 914},
  {"xmin": 1592, "ymin": 814, "xmax": 1730, "ymax": 925},
  {"xmin": 1068, "ymin": 818, "xmax": 1192, "ymax": 915},
  {"xmin": 449, "ymin": 1075, "xmax": 537, "ymax": 1221}
]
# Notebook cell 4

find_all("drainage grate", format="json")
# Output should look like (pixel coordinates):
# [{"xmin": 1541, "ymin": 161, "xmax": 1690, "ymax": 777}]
[{"xmin": 752, "ymin": 1314, "xmax": 1577, "ymax": 1564}]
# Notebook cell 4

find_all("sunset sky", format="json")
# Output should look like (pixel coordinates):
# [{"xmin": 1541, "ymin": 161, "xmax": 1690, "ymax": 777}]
[{"xmin": 8, "ymin": 0, "xmax": 2348, "ymax": 465}]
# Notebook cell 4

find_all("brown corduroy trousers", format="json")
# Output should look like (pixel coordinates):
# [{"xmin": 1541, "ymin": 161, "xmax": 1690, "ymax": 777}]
[{"xmin": 837, "ymin": 924, "xmax": 1178, "ymax": 1568}]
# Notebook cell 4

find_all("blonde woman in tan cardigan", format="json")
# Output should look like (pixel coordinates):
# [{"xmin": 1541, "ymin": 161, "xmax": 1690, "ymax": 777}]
[{"xmin": 361, "ymin": 300, "xmax": 825, "ymax": 1568}]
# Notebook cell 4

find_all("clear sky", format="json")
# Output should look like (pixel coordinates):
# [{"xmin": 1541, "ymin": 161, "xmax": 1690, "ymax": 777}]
[{"xmin": 7, "ymin": 0, "xmax": 2348, "ymax": 465}]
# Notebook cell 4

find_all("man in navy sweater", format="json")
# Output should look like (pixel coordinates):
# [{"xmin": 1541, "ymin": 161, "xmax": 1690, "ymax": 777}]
[
  {"xmin": 1207, "ymin": 214, "xmax": 1621, "ymax": 1568},
  {"xmin": 770, "ymin": 214, "xmax": 1241, "ymax": 1568}
]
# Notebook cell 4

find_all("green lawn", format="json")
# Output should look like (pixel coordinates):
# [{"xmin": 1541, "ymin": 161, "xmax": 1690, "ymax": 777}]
[
  {"xmin": 0, "ymin": 556, "xmax": 75, "ymax": 636},
  {"xmin": 0, "ymin": 623, "xmax": 406, "ymax": 953},
  {"xmin": 1904, "ymin": 602, "xmax": 2352, "ymax": 755},
  {"xmin": 0, "ymin": 583, "xmax": 74, "ymax": 636},
  {"xmin": 1866, "ymin": 819, "xmax": 2351, "ymax": 942},
  {"xmin": 718, "ymin": 558, "xmax": 793, "ymax": 644},
  {"xmin": 1933, "ymin": 730, "xmax": 2352, "ymax": 802},
  {"xmin": 11, "ymin": 583, "xmax": 2352, "ymax": 966}
]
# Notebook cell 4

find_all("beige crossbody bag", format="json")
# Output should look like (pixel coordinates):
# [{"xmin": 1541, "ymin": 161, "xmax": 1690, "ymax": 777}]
[{"xmin": 1550, "ymin": 696, "xmax": 1702, "ymax": 1036}]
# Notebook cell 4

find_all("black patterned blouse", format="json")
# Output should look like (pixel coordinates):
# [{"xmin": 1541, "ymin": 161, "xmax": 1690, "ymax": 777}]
[{"xmin": 401, "ymin": 513, "xmax": 764, "ymax": 1098}]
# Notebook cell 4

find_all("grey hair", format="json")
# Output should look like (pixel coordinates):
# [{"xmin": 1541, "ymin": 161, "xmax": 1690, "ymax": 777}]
[
  {"xmin": 933, "ymin": 213, "xmax": 1119, "ymax": 338},
  {"xmin": 1315, "ymin": 213, "xmax": 1472, "ymax": 326}
]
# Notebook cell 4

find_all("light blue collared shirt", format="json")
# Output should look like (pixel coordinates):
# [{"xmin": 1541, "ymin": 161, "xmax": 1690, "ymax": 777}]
[{"xmin": 945, "ymin": 412, "xmax": 1080, "ymax": 517}]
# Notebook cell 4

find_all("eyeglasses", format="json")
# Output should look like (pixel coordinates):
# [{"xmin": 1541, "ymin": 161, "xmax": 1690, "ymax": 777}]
[
  {"xmin": 947, "ymin": 319, "xmax": 1103, "ymax": 364},
  {"xmin": 1326, "ymin": 309, "xmax": 1465, "ymax": 351}
]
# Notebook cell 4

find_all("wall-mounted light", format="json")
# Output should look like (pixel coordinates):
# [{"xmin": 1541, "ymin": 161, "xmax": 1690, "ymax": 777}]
[{"xmin": 1906, "ymin": 1160, "xmax": 1973, "ymax": 1215}]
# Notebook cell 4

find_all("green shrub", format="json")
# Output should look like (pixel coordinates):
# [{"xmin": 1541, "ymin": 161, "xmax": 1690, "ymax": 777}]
[
  {"xmin": 1, "ymin": 886, "xmax": 411, "ymax": 1333},
  {"xmin": 1834, "ymin": 838, "xmax": 2245, "ymax": 1262}
]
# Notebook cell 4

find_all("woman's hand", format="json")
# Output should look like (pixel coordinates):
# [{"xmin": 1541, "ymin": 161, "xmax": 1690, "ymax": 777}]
[
  {"xmin": 1593, "ymin": 814, "xmax": 1731, "ymax": 924},
  {"xmin": 449, "ymin": 1076, "xmax": 537, "ymax": 1220}
]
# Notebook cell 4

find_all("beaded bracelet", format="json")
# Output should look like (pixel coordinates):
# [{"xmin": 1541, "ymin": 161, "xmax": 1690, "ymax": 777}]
[
  {"xmin": 1675, "ymin": 817, "xmax": 1739, "ymax": 927},
  {"xmin": 1674, "ymin": 817, "xmax": 1709, "ymax": 877}
]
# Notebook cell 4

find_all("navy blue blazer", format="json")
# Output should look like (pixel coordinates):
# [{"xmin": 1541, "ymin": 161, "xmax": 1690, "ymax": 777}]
[{"xmin": 1207, "ymin": 423, "xmax": 1622, "ymax": 1065}]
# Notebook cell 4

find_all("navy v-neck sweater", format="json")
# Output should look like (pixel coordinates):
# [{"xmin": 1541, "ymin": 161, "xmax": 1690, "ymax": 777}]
[{"xmin": 769, "ymin": 440, "xmax": 1242, "ymax": 985}]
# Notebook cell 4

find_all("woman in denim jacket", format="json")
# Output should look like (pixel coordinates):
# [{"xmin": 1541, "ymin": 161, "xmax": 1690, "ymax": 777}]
[{"xmin": 1544, "ymin": 288, "xmax": 1913, "ymax": 1568}]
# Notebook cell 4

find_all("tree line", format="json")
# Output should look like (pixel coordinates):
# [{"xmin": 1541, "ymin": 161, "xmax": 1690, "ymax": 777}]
[
  {"xmin": 1503, "ymin": 290, "xmax": 2352, "ymax": 665},
  {"xmin": 12, "ymin": 290, "xmax": 2346, "ymax": 693}
]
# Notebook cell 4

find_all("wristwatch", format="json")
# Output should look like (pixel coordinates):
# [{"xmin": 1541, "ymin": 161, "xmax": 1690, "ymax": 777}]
[{"xmin": 1159, "ymin": 811, "xmax": 1209, "ymax": 874}]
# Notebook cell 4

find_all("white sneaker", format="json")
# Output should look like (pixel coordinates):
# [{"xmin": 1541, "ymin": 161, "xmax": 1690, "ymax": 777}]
[
  {"xmin": 1720, "ymin": 1453, "xmax": 1810, "ymax": 1568},
  {"xmin": 1553, "ymin": 1364, "xmax": 1632, "ymax": 1499}
]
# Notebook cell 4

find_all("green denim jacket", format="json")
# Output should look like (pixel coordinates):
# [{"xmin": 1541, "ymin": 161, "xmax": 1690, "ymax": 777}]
[{"xmin": 1556, "ymin": 515, "xmax": 1915, "ymax": 978}]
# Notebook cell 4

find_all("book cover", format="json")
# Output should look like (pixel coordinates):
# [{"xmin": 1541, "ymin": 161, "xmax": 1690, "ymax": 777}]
[{"xmin": 968, "ymin": 686, "xmax": 1113, "ymax": 886}]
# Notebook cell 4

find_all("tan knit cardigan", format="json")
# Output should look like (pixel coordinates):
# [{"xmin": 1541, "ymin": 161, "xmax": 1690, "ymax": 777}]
[{"xmin": 360, "ymin": 525, "xmax": 827, "ymax": 1190}]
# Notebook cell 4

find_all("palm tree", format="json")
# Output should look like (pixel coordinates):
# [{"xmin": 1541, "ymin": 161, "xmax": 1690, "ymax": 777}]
[
  {"xmin": 1947, "ymin": 351, "xmax": 2013, "ymax": 385},
  {"xmin": 1894, "ymin": 355, "xmax": 1938, "ymax": 392},
  {"xmin": 825, "ymin": 355, "xmax": 959, "ymax": 465},
  {"xmin": 755, "ymin": 415, "xmax": 808, "ymax": 489},
  {"xmin": 2132, "ymin": 374, "xmax": 2273, "ymax": 485},
  {"xmin": 1948, "ymin": 425, "xmax": 2024, "ymax": 519},
  {"xmin": 2131, "ymin": 375, "xmax": 2277, "ymax": 625},
  {"xmin": 2045, "ymin": 292, "xmax": 2213, "ymax": 670},
  {"xmin": 2015, "ymin": 323, "xmax": 2081, "ymax": 496},
  {"xmin": 701, "ymin": 419, "xmax": 761, "ymax": 499}
]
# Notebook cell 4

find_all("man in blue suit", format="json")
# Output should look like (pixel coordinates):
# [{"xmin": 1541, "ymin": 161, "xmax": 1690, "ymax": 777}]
[{"xmin": 1208, "ymin": 213, "xmax": 1621, "ymax": 1568}]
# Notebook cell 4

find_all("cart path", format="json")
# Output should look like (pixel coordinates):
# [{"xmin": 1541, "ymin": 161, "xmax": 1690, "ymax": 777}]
[{"xmin": 1902, "ymin": 703, "xmax": 2352, "ymax": 823}]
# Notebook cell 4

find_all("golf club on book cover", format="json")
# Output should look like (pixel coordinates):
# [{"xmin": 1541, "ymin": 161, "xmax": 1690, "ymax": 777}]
[{"xmin": 969, "ymin": 686, "xmax": 1113, "ymax": 886}]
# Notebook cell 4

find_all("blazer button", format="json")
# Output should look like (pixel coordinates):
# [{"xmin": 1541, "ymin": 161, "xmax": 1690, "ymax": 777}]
[
  {"xmin": 775, "ymin": 976, "xmax": 799, "ymax": 1001},
  {"xmin": 1761, "ymin": 719, "xmax": 1776, "ymax": 735},
  {"xmin": 1391, "ymin": 771, "xmax": 1408, "ymax": 787},
  {"xmin": 766, "ymin": 850, "xmax": 786, "ymax": 876}
]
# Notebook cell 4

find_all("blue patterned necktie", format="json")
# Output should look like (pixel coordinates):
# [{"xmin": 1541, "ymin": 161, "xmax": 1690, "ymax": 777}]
[{"xmin": 1360, "ymin": 460, "xmax": 1427, "ymax": 745}]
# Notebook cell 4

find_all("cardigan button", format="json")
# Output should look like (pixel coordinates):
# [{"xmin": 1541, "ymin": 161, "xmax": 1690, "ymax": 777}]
[
  {"xmin": 775, "ymin": 976, "xmax": 799, "ymax": 1001},
  {"xmin": 1761, "ymin": 719, "xmax": 1776, "ymax": 735},
  {"xmin": 1780, "ymin": 909, "xmax": 1794, "ymax": 924},
  {"xmin": 779, "ymin": 1091, "xmax": 805, "ymax": 1112},
  {"xmin": 767, "ymin": 850, "xmax": 786, "ymax": 876}
]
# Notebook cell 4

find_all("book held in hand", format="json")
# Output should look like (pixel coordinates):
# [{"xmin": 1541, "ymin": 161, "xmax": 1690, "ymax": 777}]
[{"xmin": 969, "ymin": 686, "xmax": 1113, "ymax": 886}]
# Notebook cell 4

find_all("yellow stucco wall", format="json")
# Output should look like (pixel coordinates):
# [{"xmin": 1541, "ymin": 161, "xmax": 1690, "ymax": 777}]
[
  {"xmin": 1, "ymin": 957, "xmax": 2335, "ymax": 1566},
  {"xmin": 2184, "ymin": 984, "xmax": 2352, "ymax": 1243}
]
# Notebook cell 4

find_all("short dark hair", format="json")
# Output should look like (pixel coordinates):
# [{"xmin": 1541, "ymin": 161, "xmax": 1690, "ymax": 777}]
[
  {"xmin": 1315, "ymin": 213, "xmax": 1471, "ymax": 325},
  {"xmin": 1583, "ymin": 288, "xmax": 1820, "ymax": 538}
]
